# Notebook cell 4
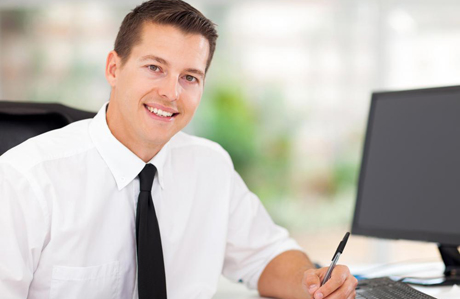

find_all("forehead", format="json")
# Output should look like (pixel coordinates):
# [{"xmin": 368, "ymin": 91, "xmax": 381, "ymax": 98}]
[{"xmin": 131, "ymin": 22, "xmax": 209, "ymax": 72}]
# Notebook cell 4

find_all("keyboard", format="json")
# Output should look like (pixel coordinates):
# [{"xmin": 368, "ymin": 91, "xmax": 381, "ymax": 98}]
[{"xmin": 356, "ymin": 277, "xmax": 436, "ymax": 299}]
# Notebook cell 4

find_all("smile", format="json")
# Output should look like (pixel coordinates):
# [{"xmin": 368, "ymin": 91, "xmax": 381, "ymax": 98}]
[
  {"xmin": 147, "ymin": 106, "xmax": 173, "ymax": 117},
  {"xmin": 144, "ymin": 104, "xmax": 178, "ymax": 119}
]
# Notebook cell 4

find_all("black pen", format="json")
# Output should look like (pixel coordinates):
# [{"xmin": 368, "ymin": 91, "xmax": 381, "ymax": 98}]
[{"xmin": 321, "ymin": 232, "xmax": 350, "ymax": 286}]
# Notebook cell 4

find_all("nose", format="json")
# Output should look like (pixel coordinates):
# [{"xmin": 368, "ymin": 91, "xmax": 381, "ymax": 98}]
[{"xmin": 158, "ymin": 74, "xmax": 179, "ymax": 102}]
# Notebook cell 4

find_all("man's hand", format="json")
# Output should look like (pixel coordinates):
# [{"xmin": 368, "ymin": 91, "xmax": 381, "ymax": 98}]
[
  {"xmin": 303, "ymin": 265, "xmax": 358, "ymax": 299},
  {"xmin": 258, "ymin": 250, "xmax": 357, "ymax": 299}
]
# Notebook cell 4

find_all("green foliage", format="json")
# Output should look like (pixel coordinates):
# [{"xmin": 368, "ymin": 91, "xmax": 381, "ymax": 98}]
[
  {"xmin": 196, "ymin": 84, "xmax": 258, "ymax": 176},
  {"xmin": 331, "ymin": 158, "xmax": 359, "ymax": 195},
  {"xmin": 193, "ymin": 81, "xmax": 294, "ymax": 203}
]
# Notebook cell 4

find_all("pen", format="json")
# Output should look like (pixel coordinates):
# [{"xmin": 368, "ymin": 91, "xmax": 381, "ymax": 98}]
[{"xmin": 321, "ymin": 232, "xmax": 350, "ymax": 286}]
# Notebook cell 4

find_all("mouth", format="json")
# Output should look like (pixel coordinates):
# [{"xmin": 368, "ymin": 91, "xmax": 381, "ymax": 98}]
[{"xmin": 144, "ymin": 104, "xmax": 179, "ymax": 120}]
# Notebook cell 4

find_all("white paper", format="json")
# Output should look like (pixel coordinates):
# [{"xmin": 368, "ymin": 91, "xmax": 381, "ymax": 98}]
[{"xmin": 434, "ymin": 284, "xmax": 460, "ymax": 299}]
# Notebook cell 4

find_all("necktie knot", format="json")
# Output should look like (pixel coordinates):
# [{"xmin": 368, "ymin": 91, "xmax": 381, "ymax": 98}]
[{"xmin": 139, "ymin": 164, "xmax": 156, "ymax": 192}]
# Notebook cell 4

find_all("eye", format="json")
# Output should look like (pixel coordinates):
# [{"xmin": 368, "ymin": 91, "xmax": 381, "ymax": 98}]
[
  {"xmin": 148, "ymin": 65, "xmax": 161, "ymax": 72},
  {"xmin": 185, "ymin": 75, "xmax": 197, "ymax": 83}
]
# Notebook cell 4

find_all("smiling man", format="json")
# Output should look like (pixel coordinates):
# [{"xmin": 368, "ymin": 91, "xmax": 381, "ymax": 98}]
[
  {"xmin": 105, "ymin": 21, "xmax": 208, "ymax": 162},
  {"xmin": 0, "ymin": 1, "xmax": 356, "ymax": 299}
]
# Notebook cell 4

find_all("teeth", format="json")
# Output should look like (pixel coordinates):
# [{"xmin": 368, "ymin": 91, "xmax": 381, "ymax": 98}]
[{"xmin": 146, "ymin": 106, "xmax": 173, "ymax": 117}]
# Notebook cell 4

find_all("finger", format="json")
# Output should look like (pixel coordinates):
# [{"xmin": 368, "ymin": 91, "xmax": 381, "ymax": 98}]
[
  {"xmin": 320, "ymin": 275, "xmax": 358, "ymax": 299},
  {"xmin": 347, "ymin": 290, "xmax": 357, "ymax": 299},
  {"xmin": 313, "ymin": 265, "xmax": 350, "ymax": 299},
  {"xmin": 302, "ymin": 268, "xmax": 322, "ymax": 295}
]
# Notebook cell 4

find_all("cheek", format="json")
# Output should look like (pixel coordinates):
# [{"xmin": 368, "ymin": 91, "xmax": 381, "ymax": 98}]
[
  {"xmin": 187, "ymin": 89, "xmax": 202, "ymax": 108},
  {"xmin": 185, "ymin": 96, "xmax": 201, "ymax": 118},
  {"xmin": 118, "ymin": 71, "xmax": 151, "ymax": 103},
  {"xmin": 177, "ymin": 93, "xmax": 200, "ymax": 123}
]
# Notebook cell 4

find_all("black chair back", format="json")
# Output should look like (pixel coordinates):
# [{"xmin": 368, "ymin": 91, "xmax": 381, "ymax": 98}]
[{"xmin": 0, "ymin": 101, "xmax": 96, "ymax": 155}]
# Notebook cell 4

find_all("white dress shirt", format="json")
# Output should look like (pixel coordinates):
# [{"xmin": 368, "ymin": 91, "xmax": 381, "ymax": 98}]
[{"xmin": 0, "ymin": 103, "xmax": 302, "ymax": 299}]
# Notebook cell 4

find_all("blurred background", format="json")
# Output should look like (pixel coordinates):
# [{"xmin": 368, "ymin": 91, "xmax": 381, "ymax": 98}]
[{"xmin": 1, "ymin": 0, "xmax": 459, "ymax": 269}]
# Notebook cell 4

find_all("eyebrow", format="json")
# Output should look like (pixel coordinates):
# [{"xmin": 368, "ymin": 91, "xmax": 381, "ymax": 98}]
[
  {"xmin": 139, "ymin": 54, "xmax": 205, "ymax": 79},
  {"xmin": 139, "ymin": 54, "xmax": 168, "ymax": 65}
]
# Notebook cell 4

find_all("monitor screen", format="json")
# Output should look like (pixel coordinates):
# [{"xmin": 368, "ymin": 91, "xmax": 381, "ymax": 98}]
[{"xmin": 352, "ymin": 85, "xmax": 460, "ymax": 246}]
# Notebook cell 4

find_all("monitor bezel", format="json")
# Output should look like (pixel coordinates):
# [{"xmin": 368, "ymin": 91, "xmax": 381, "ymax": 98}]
[{"xmin": 351, "ymin": 85, "xmax": 460, "ymax": 246}]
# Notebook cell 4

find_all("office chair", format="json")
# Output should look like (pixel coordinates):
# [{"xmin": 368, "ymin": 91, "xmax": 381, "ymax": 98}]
[{"xmin": 0, "ymin": 101, "xmax": 96, "ymax": 155}]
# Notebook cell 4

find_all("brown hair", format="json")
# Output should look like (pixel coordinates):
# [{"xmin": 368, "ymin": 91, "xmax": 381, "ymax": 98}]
[{"xmin": 114, "ymin": 0, "xmax": 218, "ymax": 72}]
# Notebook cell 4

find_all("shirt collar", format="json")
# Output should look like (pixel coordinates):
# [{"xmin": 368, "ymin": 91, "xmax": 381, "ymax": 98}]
[{"xmin": 89, "ymin": 102, "xmax": 170, "ymax": 191}]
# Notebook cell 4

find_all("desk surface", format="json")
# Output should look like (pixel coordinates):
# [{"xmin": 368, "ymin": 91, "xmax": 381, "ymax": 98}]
[
  {"xmin": 214, "ymin": 277, "xmax": 260, "ymax": 299},
  {"xmin": 214, "ymin": 262, "xmax": 458, "ymax": 299}
]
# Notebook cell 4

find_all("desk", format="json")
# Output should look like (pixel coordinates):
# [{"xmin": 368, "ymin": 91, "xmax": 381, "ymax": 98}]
[
  {"xmin": 214, "ymin": 262, "xmax": 457, "ymax": 298},
  {"xmin": 214, "ymin": 276, "xmax": 261, "ymax": 299}
]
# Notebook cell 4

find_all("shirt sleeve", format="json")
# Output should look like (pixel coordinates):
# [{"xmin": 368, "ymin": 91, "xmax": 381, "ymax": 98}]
[
  {"xmin": 222, "ymin": 170, "xmax": 303, "ymax": 290},
  {"xmin": 0, "ymin": 162, "xmax": 48, "ymax": 298}
]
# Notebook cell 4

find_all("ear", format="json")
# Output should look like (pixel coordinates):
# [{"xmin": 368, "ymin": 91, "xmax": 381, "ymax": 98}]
[{"xmin": 105, "ymin": 50, "xmax": 121, "ymax": 87}]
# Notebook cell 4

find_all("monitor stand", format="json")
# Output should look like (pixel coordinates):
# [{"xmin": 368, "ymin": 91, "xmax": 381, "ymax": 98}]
[{"xmin": 402, "ymin": 244, "xmax": 460, "ymax": 286}]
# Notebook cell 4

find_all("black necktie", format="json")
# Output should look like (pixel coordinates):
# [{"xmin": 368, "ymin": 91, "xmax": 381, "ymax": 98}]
[{"xmin": 136, "ymin": 164, "xmax": 167, "ymax": 298}]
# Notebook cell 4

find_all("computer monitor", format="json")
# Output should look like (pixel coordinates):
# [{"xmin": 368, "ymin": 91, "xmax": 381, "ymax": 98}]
[{"xmin": 352, "ymin": 85, "xmax": 460, "ymax": 286}]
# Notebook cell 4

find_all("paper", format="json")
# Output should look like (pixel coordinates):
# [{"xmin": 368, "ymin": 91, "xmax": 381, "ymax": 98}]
[{"xmin": 434, "ymin": 284, "xmax": 460, "ymax": 299}]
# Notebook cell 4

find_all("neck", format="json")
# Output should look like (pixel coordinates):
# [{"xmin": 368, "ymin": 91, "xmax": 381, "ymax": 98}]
[{"xmin": 106, "ymin": 103, "xmax": 164, "ymax": 163}]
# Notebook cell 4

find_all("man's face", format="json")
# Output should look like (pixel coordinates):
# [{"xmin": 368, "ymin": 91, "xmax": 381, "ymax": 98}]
[{"xmin": 106, "ymin": 22, "xmax": 209, "ymax": 160}]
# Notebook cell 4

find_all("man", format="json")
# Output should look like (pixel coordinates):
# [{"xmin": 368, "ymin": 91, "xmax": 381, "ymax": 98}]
[{"xmin": 0, "ymin": 0, "xmax": 357, "ymax": 298}]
